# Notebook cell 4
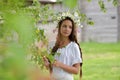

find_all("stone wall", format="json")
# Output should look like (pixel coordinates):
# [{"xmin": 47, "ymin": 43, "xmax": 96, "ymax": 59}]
[
  {"xmin": 37, "ymin": 0, "xmax": 119, "ymax": 43},
  {"xmin": 79, "ymin": 0, "xmax": 118, "ymax": 42},
  {"xmin": 117, "ymin": 0, "xmax": 120, "ymax": 41}
]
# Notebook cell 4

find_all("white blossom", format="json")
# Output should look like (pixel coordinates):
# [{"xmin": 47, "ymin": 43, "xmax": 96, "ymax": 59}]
[
  {"xmin": 74, "ymin": 12, "xmax": 78, "ymax": 17},
  {"xmin": 56, "ymin": 11, "xmax": 82, "ymax": 27}
]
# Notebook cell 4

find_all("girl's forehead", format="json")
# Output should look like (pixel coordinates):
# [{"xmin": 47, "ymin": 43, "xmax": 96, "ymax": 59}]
[
  {"xmin": 63, "ymin": 19, "xmax": 71, "ymax": 22},
  {"xmin": 62, "ymin": 20, "xmax": 72, "ymax": 24}
]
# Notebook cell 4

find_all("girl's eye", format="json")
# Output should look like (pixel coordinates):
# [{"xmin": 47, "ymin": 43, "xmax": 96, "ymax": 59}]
[
  {"xmin": 69, "ymin": 26, "xmax": 72, "ymax": 29},
  {"xmin": 63, "ymin": 25, "xmax": 67, "ymax": 28},
  {"xmin": 62, "ymin": 25, "xmax": 72, "ymax": 29}
]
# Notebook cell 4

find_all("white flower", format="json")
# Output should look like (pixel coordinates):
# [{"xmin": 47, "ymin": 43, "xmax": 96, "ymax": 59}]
[
  {"xmin": 56, "ymin": 11, "xmax": 82, "ymax": 28},
  {"xmin": 57, "ymin": 17, "xmax": 61, "ymax": 20},
  {"xmin": 74, "ymin": 12, "xmax": 78, "ymax": 17},
  {"xmin": 80, "ymin": 25, "xmax": 83, "ymax": 28},
  {"xmin": 78, "ymin": 23, "xmax": 81, "ymax": 26},
  {"xmin": 66, "ymin": 12, "xmax": 69, "ymax": 16},
  {"xmin": 62, "ymin": 13, "xmax": 65, "ymax": 17}
]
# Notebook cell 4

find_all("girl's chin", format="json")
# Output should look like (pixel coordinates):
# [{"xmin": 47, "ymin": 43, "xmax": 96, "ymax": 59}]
[{"xmin": 62, "ymin": 35, "xmax": 69, "ymax": 37}]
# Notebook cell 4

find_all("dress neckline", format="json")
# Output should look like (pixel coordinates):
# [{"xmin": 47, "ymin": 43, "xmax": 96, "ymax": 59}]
[{"xmin": 59, "ymin": 41, "xmax": 72, "ymax": 49}]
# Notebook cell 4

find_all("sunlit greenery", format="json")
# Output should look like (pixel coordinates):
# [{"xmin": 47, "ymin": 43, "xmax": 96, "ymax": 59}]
[
  {"xmin": 0, "ymin": 0, "xmax": 51, "ymax": 80},
  {"xmin": 0, "ymin": 0, "xmax": 119, "ymax": 80},
  {"xmin": 74, "ymin": 42, "xmax": 120, "ymax": 80}
]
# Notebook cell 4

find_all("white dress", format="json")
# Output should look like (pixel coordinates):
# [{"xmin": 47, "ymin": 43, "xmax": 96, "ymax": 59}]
[{"xmin": 52, "ymin": 41, "xmax": 82, "ymax": 80}]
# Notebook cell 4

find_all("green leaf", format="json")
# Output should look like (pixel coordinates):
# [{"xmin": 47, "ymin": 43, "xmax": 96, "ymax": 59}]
[
  {"xmin": 87, "ymin": 20, "xmax": 94, "ymax": 25},
  {"xmin": 87, "ymin": 0, "xmax": 92, "ymax": 2},
  {"xmin": 98, "ymin": 0, "xmax": 107, "ymax": 12},
  {"xmin": 3, "ymin": 11, "xmax": 35, "ymax": 46},
  {"xmin": 63, "ymin": 0, "xmax": 78, "ymax": 8},
  {"xmin": 47, "ymin": 54, "xmax": 55, "ymax": 63},
  {"xmin": 112, "ymin": 0, "xmax": 119, "ymax": 6},
  {"xmin": 107, "ymin": 0, "xmax": 112, "ymax": 2}
]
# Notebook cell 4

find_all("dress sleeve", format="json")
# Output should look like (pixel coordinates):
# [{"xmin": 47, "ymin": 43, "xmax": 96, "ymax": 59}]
[{"xmin": 71, "ymin": 43, "xmax": 82, "ymax": 66}]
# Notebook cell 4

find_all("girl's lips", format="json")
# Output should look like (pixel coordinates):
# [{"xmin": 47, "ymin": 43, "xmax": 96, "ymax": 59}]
[
  {"xmin": 63, "ymin": 31, "xmax": 69, "ymax": 34},
  {"xmin": 64, "ymin": 33, "xmax": 69, "ymax": 35}
]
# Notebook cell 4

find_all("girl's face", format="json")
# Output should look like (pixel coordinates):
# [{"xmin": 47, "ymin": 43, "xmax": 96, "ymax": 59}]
[{"xmin": 60, "ymin": 20, "xmax": 73, "ymax": 38}]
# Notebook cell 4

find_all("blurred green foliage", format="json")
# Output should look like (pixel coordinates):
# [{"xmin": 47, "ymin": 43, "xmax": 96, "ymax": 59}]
[
  {"xmin": 98, "ymin": 0, "xmax": 118, "ymax": 12},
  {"xmin": 63, "ymin": 0, "xmax": 119, "ymax": 12},
  {"xmin": 0, "ymin": 0, "xmax": 41, "ymax": 80},
  {"xmin": 0, "ymin": 0, "xmax": 56, "ymax": 79},
  {"xmin": 0, "ymin": 0, "xmax": 119, "ymax": 80},
  {"xmin": 98, "ymin": 0, "xmax": 107, "ymax": 12},
  {"xmin": 63, "ymin": 0, "xmax": 77, "ymax": 8}
]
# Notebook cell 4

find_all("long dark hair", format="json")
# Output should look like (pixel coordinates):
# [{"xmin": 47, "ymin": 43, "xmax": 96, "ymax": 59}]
[{"xmin": 52, "ymin": 16, "xmax": 83, "ymax": 79}]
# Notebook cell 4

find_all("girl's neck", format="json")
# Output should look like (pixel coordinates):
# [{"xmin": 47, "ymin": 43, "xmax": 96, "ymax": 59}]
[
  {"xmin": 60, "ymin": 36, "xmax": 70, "ymax": 42},
  {"xmin": 61, "ymin": 37, "xmax": 69, "ymax": 42},
  {"xmin": 59, "ymin": 37, "xmax": 71, "ymax": 48}
]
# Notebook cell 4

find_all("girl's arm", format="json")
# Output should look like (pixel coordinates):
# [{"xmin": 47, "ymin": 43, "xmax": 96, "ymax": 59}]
[{"xmin": 53, "ymin": 60, "xmax": 80, "ymax": 74}]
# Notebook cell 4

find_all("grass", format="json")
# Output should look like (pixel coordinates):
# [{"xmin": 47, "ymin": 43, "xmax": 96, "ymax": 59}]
[{"xmin": 74, "ymin": 42, "xmax": 120, "ymax": 80}]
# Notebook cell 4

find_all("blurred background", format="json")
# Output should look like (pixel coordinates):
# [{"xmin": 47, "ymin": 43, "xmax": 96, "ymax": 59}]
[
  {"xmin": 35, "ymin": 0, "xmax": 120, "ymax": 43},
  {"xmin": 0, "ymin": 0, "xmax": 120, "ymax": 80}
]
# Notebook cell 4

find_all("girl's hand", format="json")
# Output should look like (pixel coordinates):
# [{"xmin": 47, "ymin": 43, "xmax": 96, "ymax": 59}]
[
  {"xmin": 53, "ymin": 60, "xmax": 62, "ymax": 67},
  {"xmin": 43, "ymin": 56, "xmax": 53, "ymax": 73},
  {"xmin": 43, "ymin": 56, "xmax": 50, "ymax": 69}
]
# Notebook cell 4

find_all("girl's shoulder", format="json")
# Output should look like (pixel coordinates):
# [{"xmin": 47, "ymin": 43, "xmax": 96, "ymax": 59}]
[{"xmin": 69, "ymin": 41, "xmax": 79, "ymax": 48}]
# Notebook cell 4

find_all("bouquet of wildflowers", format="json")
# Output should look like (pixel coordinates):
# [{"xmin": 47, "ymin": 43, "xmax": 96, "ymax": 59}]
[{"xmin": 30, "ymin": 28, "xmax": 55, "ymax": 69}]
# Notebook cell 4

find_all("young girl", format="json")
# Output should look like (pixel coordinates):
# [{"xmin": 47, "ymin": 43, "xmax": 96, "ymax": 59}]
[{"xmin": 43, "ymin": 16, "xmax": 83, "ymax": 80}]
